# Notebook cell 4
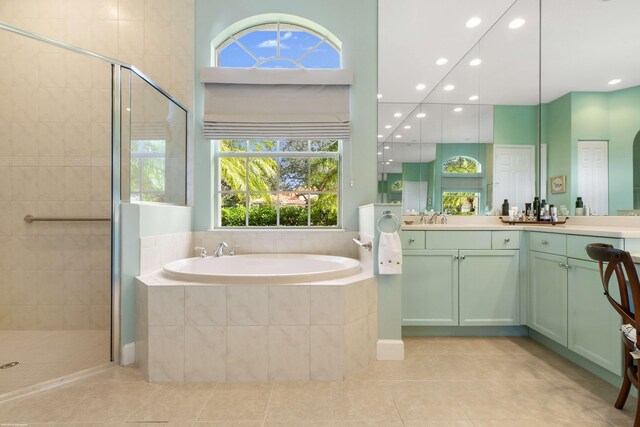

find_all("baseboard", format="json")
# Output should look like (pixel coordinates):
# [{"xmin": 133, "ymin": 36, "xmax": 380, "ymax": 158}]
[
  {"xmin": 121, "ymin": 342, "xmax": 135, "ymax": 366},
  {"xmin": 377, "ymin": 339, "xmax": 404, "ymax": 360},
  {"xmin": 402, "ymin": 325, "xmax": 528, "ymax": 337}
]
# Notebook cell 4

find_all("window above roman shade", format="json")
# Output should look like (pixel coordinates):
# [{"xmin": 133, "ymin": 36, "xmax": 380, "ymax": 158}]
[{"xmin": 200, "ymin": 68, "xmax": 352, "ymax": 140}]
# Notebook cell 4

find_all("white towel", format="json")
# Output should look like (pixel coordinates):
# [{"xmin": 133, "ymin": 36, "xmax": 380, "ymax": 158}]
[{"xmin": 378, "ymin": 231, "xmax": 402, "ymax": 275}]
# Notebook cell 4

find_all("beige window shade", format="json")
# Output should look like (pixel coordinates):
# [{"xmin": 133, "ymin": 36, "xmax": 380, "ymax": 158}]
[{"xmin": 201, "ymin": 68, "xmax": 352, "ymax": 140}]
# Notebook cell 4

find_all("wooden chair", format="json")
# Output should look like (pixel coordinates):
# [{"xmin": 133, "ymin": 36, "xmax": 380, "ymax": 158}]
[{"xmin": 586, "ymin": 243, "xmax": 640, "ymax": 426}]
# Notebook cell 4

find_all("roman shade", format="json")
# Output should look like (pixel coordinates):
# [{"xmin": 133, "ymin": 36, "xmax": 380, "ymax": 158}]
[{"xmin": 201, "ymin": 68, "xmax": 352, "ymax": 140}]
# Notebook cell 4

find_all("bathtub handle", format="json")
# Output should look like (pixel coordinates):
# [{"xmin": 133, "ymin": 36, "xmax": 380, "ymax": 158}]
[{"xmin": 353, "ymin": 236, "xmax": 373, "ymax": 252}]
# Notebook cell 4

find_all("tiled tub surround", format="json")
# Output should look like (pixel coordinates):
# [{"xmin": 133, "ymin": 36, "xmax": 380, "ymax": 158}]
[
  {"xmin": 139, "ymin": 232, "xmax": 194, "ymax": 275},
  {"xmin": 135, "ymin": 272, "xmax": 377, "ymax": 382},
  {"xmin": 193, "ymin": 230, "xmax": 360, "ymax": 259}
]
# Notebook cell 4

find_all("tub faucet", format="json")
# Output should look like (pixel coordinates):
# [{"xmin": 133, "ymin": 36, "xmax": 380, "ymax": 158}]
[
  {"xmin": 214, "ymin": 242, "xmax": 228, "ymax": 257},
  {"xmin": 195, "ymin": 247, "xmax": 208, "ymax": 258}
]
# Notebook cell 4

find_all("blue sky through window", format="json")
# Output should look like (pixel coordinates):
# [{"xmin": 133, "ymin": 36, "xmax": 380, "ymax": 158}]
[{"xmin": 217, "ymin": 24, "xmax": 340, "ymax": 69}]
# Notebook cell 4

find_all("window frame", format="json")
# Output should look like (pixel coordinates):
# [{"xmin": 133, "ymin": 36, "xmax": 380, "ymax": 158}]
[
  {"xmin": 129, "ymin": 139, "xmax": 167, "ymax": 203},
  {"xmin": 213, "ymin": 140, "xmax": 342, "ymax": 229},
  {"xmin": 215, "ymin": 21, "xmax": 342, "ymax": 69}
]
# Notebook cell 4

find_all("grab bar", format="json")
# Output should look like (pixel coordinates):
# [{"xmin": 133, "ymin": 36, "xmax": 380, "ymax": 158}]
[
  {"xmin": 353, "ymin": 236, "xmax": 373, "ymax": 252},
  {"xmin": 24, "ymin": 215, "xmax": 110, "ymax": 224}
]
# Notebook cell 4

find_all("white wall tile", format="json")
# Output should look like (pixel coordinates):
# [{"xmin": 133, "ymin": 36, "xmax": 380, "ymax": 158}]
[
  {"xmin": 227, "ymin": 286, "xmax": 268, "ymax": 326},
  {"xmin": 148, "ymin": 325, "xmax": 184, "ymax": 382},
  {"xmin": 268, "ymin": 325, "xmax": 310, "ymax": 381},
  {"xmin": 148, "ymin": 285, "xmax": 184, "ymax": 326},
  {"xmin": 185, "ymin": 325, "xmax": 226, "ymax": 381},
  {"xmin": 309, "ymin": 286, "xmax": 344, "ymax": 325},
  {"xmin": 310, "ymin": 325, "xmax": 344, "ymax": 381},
  {"xmin": 226, "ymin": 325, "xmax": 268, "ymax": 381},
  {"xmin": 185, "ymin": 285, "xmax": 226, "ymax": 326},
  {"xmin": 268, "ymin": 286, "xmax": 309, "ymax": 325}
]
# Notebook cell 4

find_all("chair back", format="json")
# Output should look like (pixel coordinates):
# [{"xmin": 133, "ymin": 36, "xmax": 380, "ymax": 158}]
[{"xmin": 585, "ymin": 243, "xmax": 640, "ymax": 328}]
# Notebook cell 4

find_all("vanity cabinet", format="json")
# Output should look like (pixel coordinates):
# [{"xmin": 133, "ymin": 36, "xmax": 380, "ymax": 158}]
[
  {"xmin": 401, "ymin": 231, "xmax": 520, "ymax": 326},
  {"xmin": 529, "ymin": 232, "xmax": 623, "ymax": 374}
]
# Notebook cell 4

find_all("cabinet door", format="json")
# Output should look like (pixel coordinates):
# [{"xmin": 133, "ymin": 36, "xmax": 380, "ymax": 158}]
[
  {"xmin": 402, "ymin": 250, "xmax": 458, "ymax": 326},
  {"xmin": 529, "ymin": 251, "xmax": 568, "ymax": 345},
  {"xmin": 568, "ymin": 259, "xmax": 622, "ymax": 375},
  {"xmin": 459, "ymin": 250, "xmax": 520, "ymax": 326}
]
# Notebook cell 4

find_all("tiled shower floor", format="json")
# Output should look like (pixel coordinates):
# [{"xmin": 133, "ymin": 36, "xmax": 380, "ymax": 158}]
[
  {"xmin": 0, "ymin": 336, "xmax": 636, "ymax": 426},
  {"xmin": 0, "ymin": 330, "xmax": 110, "ymax": 396}
]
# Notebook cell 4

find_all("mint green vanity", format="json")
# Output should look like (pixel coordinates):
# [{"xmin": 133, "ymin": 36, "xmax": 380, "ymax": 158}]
[{"xmin": 401, "ymin": 226, "xmax": 637, "ymax": 381}]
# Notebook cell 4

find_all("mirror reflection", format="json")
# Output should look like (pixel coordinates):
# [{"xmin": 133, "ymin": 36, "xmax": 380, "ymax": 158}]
[
  {"xmin": 540, "ymin": 0, "xmax": 640, "ymax": 215},
  {"xmin": 378, "ymin": 0, "xmax": 540, "ymax": 216}
]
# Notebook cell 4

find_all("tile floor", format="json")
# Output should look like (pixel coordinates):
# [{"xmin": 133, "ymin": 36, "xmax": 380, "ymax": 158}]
[
  {"xmin": 0, "ymin": 336, "xmax": 636, "ymax": 426},
  {"xmin": 0, "ymin": 330, "xmax": 111, "ymax": 396}
]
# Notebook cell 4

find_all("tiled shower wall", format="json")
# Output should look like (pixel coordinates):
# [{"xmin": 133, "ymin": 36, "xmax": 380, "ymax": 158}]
[{"xmin": 0, "ymin": 0, "xmax": 195, "ymax": 329}]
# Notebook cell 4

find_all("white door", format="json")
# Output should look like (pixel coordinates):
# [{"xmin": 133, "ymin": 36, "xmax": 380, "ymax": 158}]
[
  {"xmin": 493, "ymin": 145, "xmax": 535, "ymax": 212},
  {"xmin": 578, "ymin": 140, "xmax": 609, "ymax": 215}
]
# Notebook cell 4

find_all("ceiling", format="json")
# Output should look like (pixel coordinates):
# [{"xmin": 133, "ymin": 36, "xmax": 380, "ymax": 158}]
[{"xmin": 377, "ymin": 0, "xmax": 640, "ymax": 169}]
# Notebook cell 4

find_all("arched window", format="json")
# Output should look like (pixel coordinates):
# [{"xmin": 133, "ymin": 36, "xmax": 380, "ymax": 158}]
[
  {"xmin": 443, "ymin": 156, "xmax": 482, "ymax": 173},
  {"xmin": 215, "ymin": 22, "xmax": 341, "ymax": 69}
]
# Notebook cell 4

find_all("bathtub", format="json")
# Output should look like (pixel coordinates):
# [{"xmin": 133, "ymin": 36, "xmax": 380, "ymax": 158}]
[
  {"xmin": 136, "ymin": 252, "xmax": 377, "ymax": 382},
  {"xmin": 163, "ymin": 253, "xmax": 361, "ymax": 284}
]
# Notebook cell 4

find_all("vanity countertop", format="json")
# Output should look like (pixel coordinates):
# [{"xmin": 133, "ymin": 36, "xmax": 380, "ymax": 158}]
[{"xmin": 401, "ymin": 223, "xmax": 640, "ymax": 238}]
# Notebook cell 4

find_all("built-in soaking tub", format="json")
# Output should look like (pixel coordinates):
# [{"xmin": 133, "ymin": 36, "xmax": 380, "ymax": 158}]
[
  {"xmin": 163, "ymin": 254, "xmax": 361, "ymax": 284},
  {"xmin": 135, "ymin": 253, "xmax": 377, "ymax": 383}
]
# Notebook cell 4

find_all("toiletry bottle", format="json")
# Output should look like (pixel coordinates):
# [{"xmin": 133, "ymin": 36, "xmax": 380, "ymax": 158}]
[
  {"xmin": 501, "ymin": 199, "xmax": 509, "ymax": 216},
  {"xmin": 575, "ymin": 196, "xmax": 584, "ymax": 216},
  {"xmin": 533, "ymin": 197, "xmax": 540, "ymax": 221},
  {"xmin": 550, "ymin": 204, "xmax": 558, "ymax": 222},
  {"xmin": 584, "ymin": 205, "xmax": 590, "ymax": 216},
  {"xmin": 525, "ymin": 202, "xmax": 531, "ymax": 217}
]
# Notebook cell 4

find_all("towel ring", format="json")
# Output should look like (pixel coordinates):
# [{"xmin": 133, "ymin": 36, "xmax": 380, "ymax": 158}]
[{"xmin": 377, "ymin": 210, "xmax": 400, "ymax": 233}]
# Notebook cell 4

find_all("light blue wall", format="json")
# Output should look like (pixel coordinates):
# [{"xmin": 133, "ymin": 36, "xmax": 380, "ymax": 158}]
[
  {"xmin": 193, "ymin": 0, "xmax": 378, "ymax": 231},
  {"xmin": 120, "ymin": 203, "xmax": 192, "ymax": 348}
]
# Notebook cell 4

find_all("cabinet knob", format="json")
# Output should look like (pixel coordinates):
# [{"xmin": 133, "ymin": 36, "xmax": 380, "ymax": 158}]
[
  {"xmin": 504, "ymin": 238, "xmax": 510, "ymax": 243},
  {"xmin": 409, "ymin": 238, "xmax": 415, "ymax": 243},
  {"xmin": 558, "ymin": 262, "xmax": 565, "ymax": 268},
  {"xmin": 541, "ymin": 240, "xmax": 548, "ymax": 245},
  {"xmin": 461, "ymin": 255, "xmax": 466, "ymax": 260}
]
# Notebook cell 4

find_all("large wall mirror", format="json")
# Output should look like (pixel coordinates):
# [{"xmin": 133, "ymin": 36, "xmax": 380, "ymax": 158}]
[
  {"xmin": 379, "ymin": 0, "xmax": 640, "ymax": 217},
  {"xmin": 378, "ymin": 0, "xmax": 540, "ymax": 216},
  {"xmin": 540, "ymin": 0, "xmax": 640, "ymax": 216}
]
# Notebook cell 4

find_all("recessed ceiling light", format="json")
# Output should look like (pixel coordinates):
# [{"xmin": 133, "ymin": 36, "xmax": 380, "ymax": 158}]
[
  {"xmin": 508, "ymin": 18, "xmax": 526, "ymax": 29},
  {"xmin": 469, "ymin": 58, "xmax": 482, "ymax": 66},
  {"xmin": 395, "ymin": 134, "xmax": 402, "ymax": 138},
  {"xmin": 388, "ymin": 159, "xmax": 393, "ymax": 162},
  {"xmin": 404, "ymin": 125, "xmax": 411, "ymax": 129},
  {"xmin": 416, "ymin": 112, "xmax": 426, "ymax": 118},
  {"xmin": 436, "ymin": 57, "xmax": 448, "ymax": 65},
  {"xmin": 444, "ymin": 84, "xmax": 455, "ymax": 91},
  {"xmin": 466, "ymin": 16, "xmax": 481, "ymax": 28},
  {"xmin": 416, "ymin": 83, "xmax": 426, "ymax": 91},
  {"xmin": 469, "ymin": 95, "xmax": 479, "ymax": 101},
  {"xmin": 377, "ymin": 93, "xmax": 382, "ymax": 99},
  {"xmin": 384, "ymin": 146, "xmax": 390, "ymax": 149},
  {"xmin": 454, "ymin": 107, "xmax": 463, "ymax": 112},
  {"xmin": 393, "ymin": 112, "xmax": 402, "ymax": 118},
  {"xmin": 378, "ymin": 152, "xmax": 382, "ymax": 155},
  {"xmin": 385, "ymin": 162, "xmax": 390, "ymax": 165},
  {"xmin": 377, "ymin": 134, "xmax": 383, "ymax": 138},
  {"xmin": 608, "ymin": 78, "xmax": 622, "ymax": 85},
  {"xmin": 384, "ymin": 125, "xmax": 391, "ymax": 129}
]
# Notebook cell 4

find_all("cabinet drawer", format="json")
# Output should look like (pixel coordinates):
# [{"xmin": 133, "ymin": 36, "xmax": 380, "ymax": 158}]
[
  {"xmin": 492, "ymin": 231, "xmax": 520, "ymax": 250},
  {"xmin": 567, "ymin": 235, "xmax": 624, "ymax": 261},
  {"xmin": 529, "ymin": 232, "xmax": 567, "ymax": 256},
  {"xmin": 425, "ymin": 231, "xmax": 491, "ymax": 250},
  {"xmin": 400, "ymin": 231, "xmax": 425, "ymax": 249}
]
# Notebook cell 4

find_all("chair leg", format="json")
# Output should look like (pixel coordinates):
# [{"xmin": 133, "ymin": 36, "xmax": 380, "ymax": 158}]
[{"xmin": 615, "ymin": 354, "xmax": 633, "ymax": 409}]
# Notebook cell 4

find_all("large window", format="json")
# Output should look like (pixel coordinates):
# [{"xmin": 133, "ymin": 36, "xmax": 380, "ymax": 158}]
[{"xmin": 216, "ymin": 140, "xmax": 339, "ymax": 227}]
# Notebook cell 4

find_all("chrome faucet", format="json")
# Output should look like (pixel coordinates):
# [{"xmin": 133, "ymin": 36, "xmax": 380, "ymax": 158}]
[
  {"xmin": 428, "ymin": 212, "xmax": 441, "ymax": 224},
  {"xmin": 440, "ymin": 212, "xmax": 448, "ymax": 224},
  {"xmin": 195, "ymin": 247, "xmax": 208, "ymax": 258},
  {"xmin": 214, "ymin": 242, "xmax": 228, "ymax": 257}
]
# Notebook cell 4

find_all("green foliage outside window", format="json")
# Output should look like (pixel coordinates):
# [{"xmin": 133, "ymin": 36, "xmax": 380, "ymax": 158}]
[{"xmin": 443, "ymin": 156, "xmax": 480, "ymax": 173}]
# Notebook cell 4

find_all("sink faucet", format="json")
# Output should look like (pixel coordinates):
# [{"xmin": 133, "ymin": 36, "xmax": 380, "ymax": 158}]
[
  {"xmin": 214, "ymin": 242, "xmax": 228, "ymax": 257},
  {"xmin": 428, "ymin": 212, "xmax": 441, "ymax": 224},
  {"xmin": 441, "ymin": 212, "xmax": 448, "ymax": 224}
]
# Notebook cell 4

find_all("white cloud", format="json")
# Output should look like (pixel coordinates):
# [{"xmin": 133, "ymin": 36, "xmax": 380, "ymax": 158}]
[
  {"xmin": 281, "ymin": 31, "xmax": 293, "ymax": 40},
  {"xmin": 257, "ymin": 39, "xmax": 278, "ymax": 48}
]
